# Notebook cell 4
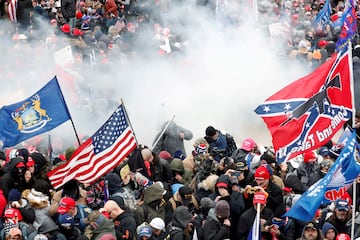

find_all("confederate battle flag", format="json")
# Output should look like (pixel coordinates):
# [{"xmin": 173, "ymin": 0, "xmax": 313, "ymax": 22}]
[{"xmin": 255, "ymin": 49, "xmax": 354, "ymax": 163}]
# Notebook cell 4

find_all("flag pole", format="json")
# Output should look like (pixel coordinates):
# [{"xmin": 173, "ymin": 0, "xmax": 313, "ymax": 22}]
[
  {"xmin": 54, "ymin": 76, "xmax": 81, "ymax": 146},
  {"xmin": 347, "ymin": 41, "xmax": 356, "ymax": 128},
  {"xmin": 351, "ymin": 177, "xmax": 357, "ymax": 240},
  {"xmin": 121, "ymin": 99, "xmax": 139, "ymax": 145},
  {"xmin": 151, "ymin": 115, "xmax": 176, "ymax": 151},
  {"xmin": 255, "ymin": 202, "xmax": 261, "ymax": 239}
]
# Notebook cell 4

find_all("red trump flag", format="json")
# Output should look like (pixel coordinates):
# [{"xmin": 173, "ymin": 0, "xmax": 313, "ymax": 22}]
[{"xmin": 255, "ymin": 49, "xmax": 354, "ymax": 163}]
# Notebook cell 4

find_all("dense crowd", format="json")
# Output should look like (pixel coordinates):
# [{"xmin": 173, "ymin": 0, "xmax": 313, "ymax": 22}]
[
  {"xmin": 0, "ymin": 118, "xmax": 360, "ymax": 240},
  {"xmin": 1, "ymin": 0, "xmax": 360, "ymax": 238}
]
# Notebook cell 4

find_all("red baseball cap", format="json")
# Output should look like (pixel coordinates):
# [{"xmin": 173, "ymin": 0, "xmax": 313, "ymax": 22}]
[
  {"xmin": 57, "ymin": 197, "xmax": 76, "ymax": 214},
  {"xmin": 253, "ymin": 192, "xmax": 267, "ymax": 205},
  {"xmin": 5, "ymin": 208, "xmax": 23, "ymax": 221}
]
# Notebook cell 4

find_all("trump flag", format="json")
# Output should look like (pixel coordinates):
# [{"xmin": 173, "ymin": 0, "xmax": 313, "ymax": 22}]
[
  {"xmin": 255, "ymin": 49, "xmax": 354, "ymax": 163},
  {"xmin": 285, "ymin": 130, "xmax": 360, "ymax": 222},
  {"xmin": 48, "ymin": 103, "xmax": 137, "ymax": 189},
  {"xmin": 0, "ymin": 77, "xmax": 71, "ymax": 148}
]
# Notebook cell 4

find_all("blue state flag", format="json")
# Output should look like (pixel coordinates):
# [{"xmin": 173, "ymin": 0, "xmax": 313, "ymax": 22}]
[
  {"xmin": 284, "ymin": 130, "xmax": 360, "ymax": 222},
  {"xmin": 0, "ymin": 76, "xmax": 71, "ymax": 148},
  {"xmin": 313, "ymin": 0, "xmax": 332, "ymax": 30}
]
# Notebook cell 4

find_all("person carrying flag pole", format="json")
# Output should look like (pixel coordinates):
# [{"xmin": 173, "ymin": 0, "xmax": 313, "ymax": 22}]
[{"xmin": 236, "ymin": 191, "xmax": 273, "ymax": 239}]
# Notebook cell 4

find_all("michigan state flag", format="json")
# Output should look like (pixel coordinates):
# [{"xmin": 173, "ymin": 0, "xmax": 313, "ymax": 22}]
[{"xmin": 0, "ymin": 76, "xmax": 71, "ymax": 148}]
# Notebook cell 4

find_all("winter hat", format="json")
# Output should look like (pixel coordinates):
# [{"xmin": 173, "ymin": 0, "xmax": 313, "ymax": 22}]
[
  {"xmin": 194, "ymin": 143, "xmax": 208, "ymax": 155},
  {"xmin": 30, "ymin": 152, "xmax": 48, "ymax": 172},
  {"xmin": 8, "ymin": 188, "xmax": 21, "ymax": 202},
  {"xmin": 138, "ymin": 226, "xmax": 152, "ymax": 237},
  {"xmin": 322, "ymin": 222, "xmax": 338, "ymax": 235},
  {"xmin": 57, "ymin": 197, "xmax": 76, "ymax": 214},
  {"xmin": 216, "ymin": 175, "xmax": 230, "ymax": 189},
  {"xmin": 159, "ymin": 151, "xmax": 172, "ymax": 160},
  {"xmin": 16, "ymin": 148, "xmax": 29, "ymax": 161},
  {"xmin": 336, "ymin": 233, "xmax": 351, "ymax": 240},
  {"xmin": 58, "ymin": 213, "xmax": 74, "ymax": 228},
  {"xmin": 241, "ymin": 138, "xmax": 256, "ymax": 151},
  {"xmin": 149, "ymin": 217, "xmax": 165, "ymax": 231},
  {"xmin": 109, "ymin": 195, "xmax": 126, "ymax": 210},
  {"xmin": 33, "ymin": 179, "xmax": 51, "ymax": 197},
  {"xmin": 200, "ymin": 197, "xmax": 215, "ymax": 210},
  {"xmin": 179, "ymin": 186, "xmax": 193, "ymax": 206},
  {"xmin": 38, "ymin": 219, "xmax": 58, "ymax": 234},
  {"xmin": 329, "ymin": 145, "xmax": 342, "ymax": 159},
  {"xmin": 174, "ymin": 206, "xmax": 192, "ymax": 228},
  {"xmin": 303, "ymin": 151, "xmax": 317, "ymax": 163},
  {"xmin": 254, "ymin": 166, "xmax": 270, "ymax": 180},
  {"xmin": 173, "ymin": 150, "xmax": 185, "ymax": 160},
  {"xmin": 171, "ymin": 183, "xmax": 184, "ymax": 195},
  {"xmin": 253, "ymin": 192, "xmax": 267, "ymax": 205},
  {"xmin": 215, "ymin": 200, "xmax": 230, "ymax": 218}
]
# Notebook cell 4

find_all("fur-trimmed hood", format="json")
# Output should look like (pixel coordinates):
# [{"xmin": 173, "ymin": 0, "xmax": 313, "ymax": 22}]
[{"xmin": 22, "ymin": 188, "xmax": 50, "ymax": 209}]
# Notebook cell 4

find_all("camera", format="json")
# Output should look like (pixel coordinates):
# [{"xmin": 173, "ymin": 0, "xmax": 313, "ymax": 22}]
[{"xmin": 231, "ymin": 171, "xmax": 242, "ymax": 177}]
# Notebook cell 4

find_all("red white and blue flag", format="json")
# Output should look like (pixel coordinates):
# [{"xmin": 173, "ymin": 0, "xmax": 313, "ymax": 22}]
[
  {"xmin": 255, "ymin": 49, "xmax": 354, "ymax": 163},
  {"xmin": 285, "ymin": 130, "xmax": 360, "ymax": 222},
  {"xmin": 335, "ymin": 1, "xmax": 357, "ymax": 52},
  {"xmin": 48, "ymin": 104, "xmax": 137, "ymax": 189}
]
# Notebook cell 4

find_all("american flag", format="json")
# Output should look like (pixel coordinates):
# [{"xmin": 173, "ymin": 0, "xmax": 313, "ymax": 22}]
[
  {"xmin": 8, "ymin": 0, "xmax": 17, "ymax": 22},
  {"xmin": 114, "ymin": 20, "xmax": 126, "ymax": 33},
  {"xmin": 48, "ymin": 104, "xmax": 137, "ymax": 189}
]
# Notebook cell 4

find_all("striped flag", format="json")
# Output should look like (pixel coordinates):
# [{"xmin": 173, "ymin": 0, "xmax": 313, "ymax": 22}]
[
  {"xmin": 47, "ymin": 104, "xmax": 137, "ymax": 189},
  {"xmin": 248, "ymin": 204, "xmax": 261, "ymax": 240},
  {"xmin": 114, "ymin": 19, "xmax": 126, "ymax": 33},
  {"xmin": 7, "ymin": 0, "xmax": 17, "ymax": 22}
]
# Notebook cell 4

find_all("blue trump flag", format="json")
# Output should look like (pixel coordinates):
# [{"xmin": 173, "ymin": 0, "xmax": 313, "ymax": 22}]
[
  {"xmin": 284, "ymin": 130, "xmax": 360, "ymax": 222},
  {"xmin": 314, "ymin": 0, "xmax": 332, "ymax": 30},
  {"xmin": 0, "ymin": 76, "xmax": 71, "ymax": 148},
  {"xmin": 335, "ymin": 2, "xmax": 357, "ymax": 52}
]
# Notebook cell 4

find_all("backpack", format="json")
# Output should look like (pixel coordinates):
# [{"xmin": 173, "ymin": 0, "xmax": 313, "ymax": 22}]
[
  {"xmin": 224, "ymin": 133, "xmax": 237, "ymax": 157},
  {"xmin": 112, "ymin": 188, "xmax": 138, "ymax": 212}
]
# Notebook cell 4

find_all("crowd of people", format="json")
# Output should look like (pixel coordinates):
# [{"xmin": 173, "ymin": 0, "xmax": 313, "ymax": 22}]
[
  {"xmin": 1, "ymin": 0, "xmax": 360, "ymax": 72},
  {"xmin": 0, "ymin": 119, "xmax": 360, "ymax": 240},
  {"xmin": 1, "ymin": 0, "xmax": 360, "ymax": 238}
]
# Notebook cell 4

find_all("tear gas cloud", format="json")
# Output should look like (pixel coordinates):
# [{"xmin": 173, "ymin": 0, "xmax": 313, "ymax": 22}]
[{"xmin": 0, "ymin": 2, "xmax": 311, "ymax": 155}]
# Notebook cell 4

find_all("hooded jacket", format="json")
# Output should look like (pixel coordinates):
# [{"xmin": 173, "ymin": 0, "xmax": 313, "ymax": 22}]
[
  {"xmin": 85, "ymin": 215, "xmax": 116, "ymax": 240},
  {"xmin": 203, "ymin": 208, "xmax": 230, "ymax": 240},
  {"xmin": 134, "ymin": 184, "xmax": 167, "ymax": 225},
  {"xmin": 113, "ymin": 210, "xmax": 136, "ymax": 240},
  {"xmin": 1, "ymin": 157, "xmax": 26, "ymax": 197},
  {"xmin": 152, "ymin": 121, "xmax": 193, "ymax": 157}
]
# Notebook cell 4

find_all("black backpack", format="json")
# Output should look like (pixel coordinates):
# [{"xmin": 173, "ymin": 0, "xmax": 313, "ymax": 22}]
[{"xmin": 224, "ymin": 133, "xmax": 237, "ymax": 157}]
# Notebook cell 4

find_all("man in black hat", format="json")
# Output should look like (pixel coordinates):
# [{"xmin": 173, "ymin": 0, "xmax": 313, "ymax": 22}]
[{"xmin": 298, "ymin": 222, "xmax": 323, "ymax": 240}]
